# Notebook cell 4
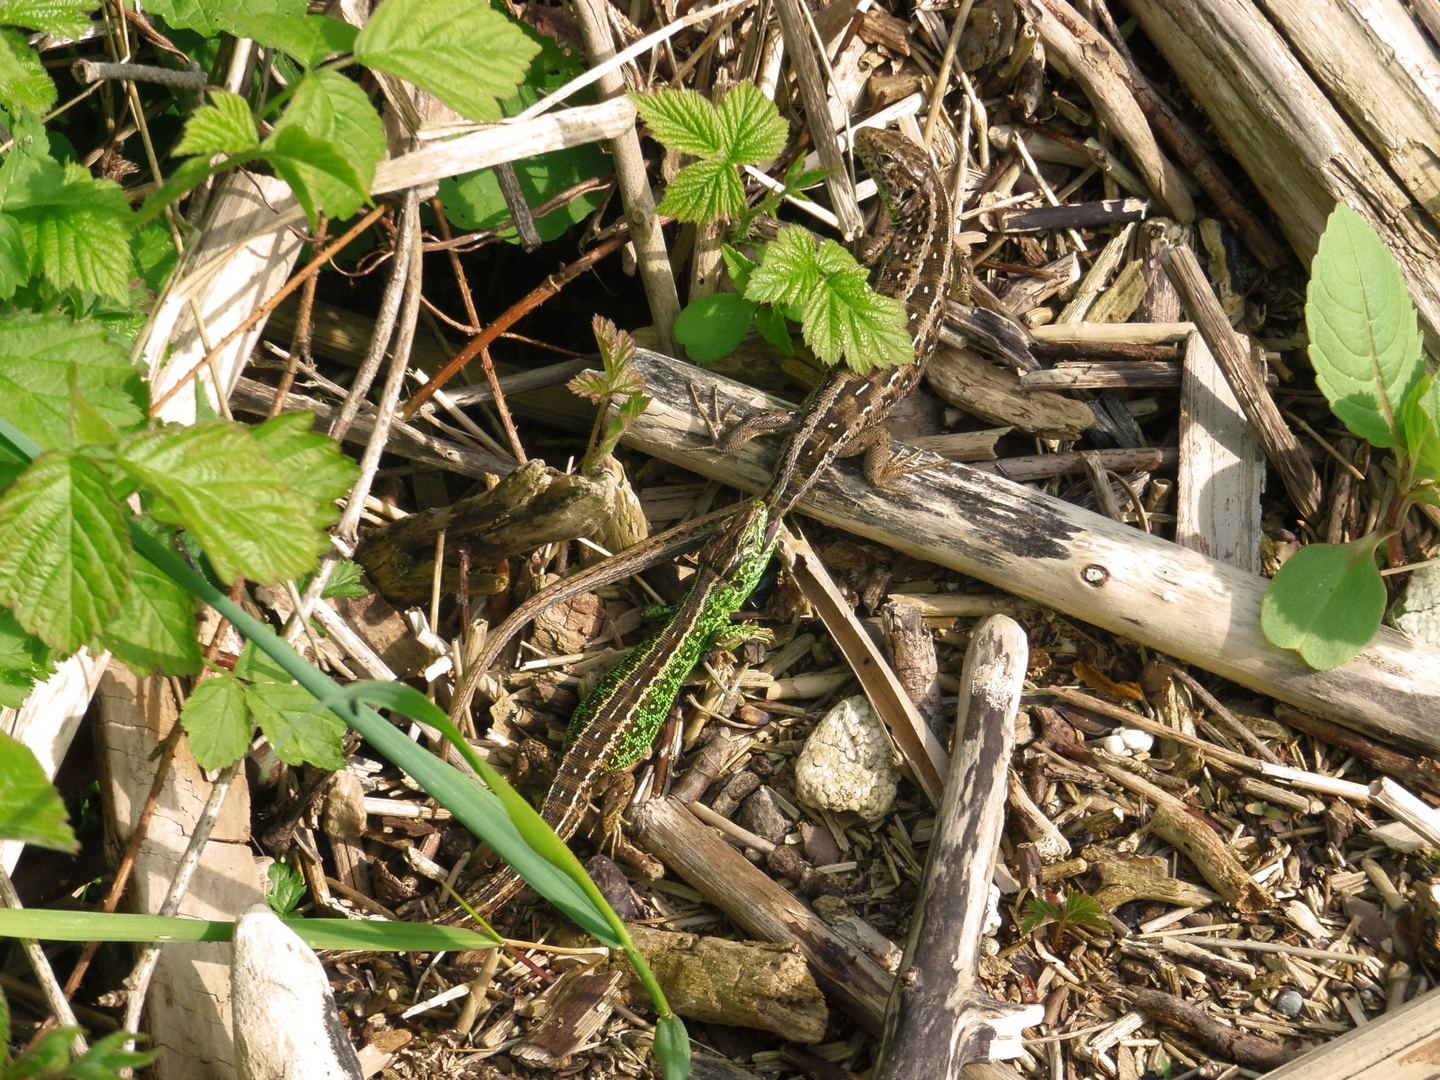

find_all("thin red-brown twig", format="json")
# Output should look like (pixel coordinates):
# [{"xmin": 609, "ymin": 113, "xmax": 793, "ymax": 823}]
[
  {"xmin": 429, "ymin": 197, "xmax": 526, "ymax": 463},
  {"xmin": 150, "ymin": 201, "xmax": 389, "ymax": 415},
  {"xmin": 399, "ymin": 230, "xmax": 630, "ymax": 421}
]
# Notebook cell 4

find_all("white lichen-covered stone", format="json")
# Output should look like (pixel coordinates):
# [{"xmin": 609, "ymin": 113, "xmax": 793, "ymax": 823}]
[
  {"xmin": 232, "ymin": 905, "xmax": 363, "ymax": 1080},
  {"xmin": 1392, "ymin": 563, "xmax": 1440, "ymax": 646},
  {"xmin": 1120, "ymin": 728, "xmax": 1154, "ymax": 754},
  {"xmin": 793, "ymin": 695, "xmax": 899, "ymax": 823}
]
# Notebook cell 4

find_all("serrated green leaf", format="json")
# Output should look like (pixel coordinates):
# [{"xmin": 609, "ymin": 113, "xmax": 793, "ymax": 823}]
[
  {"xmin": 753, "ymin": 303, "xmax": 793, "ymax": 355},
  {"xmin": 1261, "ymin": 536, "xmax": 1387, "ymax": 670},
  {"xmin": 438, "ymin": 142, "xmax": 609, "ymax": 245},
  {"xmin": 319, "ymin": 558, "xmax": 366, "ymax": 599},
  {"xmin": 175, "ymin": 90, "xmax": 258, "ymax": 157},
  {"xmin": 98, "ymin": 547, "xmax": 201, "ymax": 676},
  {"xmin": 804, "ymin": 256, "xmax": 911, "ymax": 371},
  {"xmin": 132, "ymin": 223, "xmax": 179, "ymax": 296},
  {"xmin": 266, "ymin": 861, "xmax": 306, "ymax": 915},
  {"xmin": 0, "ymin": 451, "xmax": 130, "ymax": 653},
  {"xmin": 631, "ymin": 88, "xmax": 723, "ymax": 158},
  {"xmin": 271, "ymin": 70, "xmax": 381, "ymax": 191},
  {"xmin": 0, "ymin": 213, "xmax": 27, "ymax": 300},
  {"xmin": 657, "ymin": 157, "xmax": 744, "ymax": 224},
  {"xmin": 249, "ymin": 411, "xmax": 357, "ymax": 530},
  {"xmin": 354, "ymin": 0, "xmax": 538, "ymax": 124},
  {"xmin": 654, "ymin": 1014, "xmax": 692, "ymax": 1080},
  {"xmin": 674, "ymin": 293, "xmax": 756, "ymax": 363},
  {"xmin": 0, "ymin": 312, "xmax": 145, "ymax": 451},
  {"xmin": 147, "ymin": 0, "xmax": 303, "ymax": 37},
  {"xmin": 0, "ymin": 0, "xmax": 93, "ymax": 39},
  {"xmin": 224, "ymin": 12, "xmax": 357, "ymax": 69},
  {"xmin": 234, "ymin": 638, "xmax": 292, "ymax": 684},
  {"xmin": 0, "ymin": 27, "xmax": 54, "ymax": 116},
  {"xmin": 1401, "ymin": 374, "xmax": 1440, "ymax": 486},
  {"xmin": 247, "ymin": 680, "xmax": 344, "ymax": 768},
  {"xmin": 6, "ymin": 161, "xmax": 134, "ymax": 300},
  {"xmin": 262, "ymin": 122, "xmax": 370, "ymax": 229},
  {"xmin": 0, "ymin": 728, "xmax": 74, "ymax": 851},
  {"xmin": 116, "ymin": 420, "xmax": 325, "ymax": 586},
  {"xmin": 1306, "ymin": 203, "xmax": 1423, "ymax": 449},
  {"xmin": 716, "ymin": 82, "xmax": 785, "ymax": 164},
  {"xmin": 745, "ymin": 225, "xmax": 823, "ymax": 308},
  {"xmin": 592, "ymin": 314, "xmax": 634, "ymax": 378},
  {"xmin": 0, "ymin": 606, "xmax": 51, "ymax": 708},
  {"xmin": 567, "ymin": 369, "xmax": 608, "ymax": 403},
  {"xmin": 180, "ymin": 675, "xmax": 252, "ymax": 771}
]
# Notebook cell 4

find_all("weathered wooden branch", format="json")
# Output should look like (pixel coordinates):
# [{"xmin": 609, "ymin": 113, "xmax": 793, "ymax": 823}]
[
  {"xmin": 617, "ymin": 349, "xmax": 1440, "ymax": 754},
  {"xmin": 631, "ymin": 796, "xmax": 894, "ymax": 1034},
  {"xmin": 873, "ymin": 616, "xmax": 1044, "ymax": 1080}
]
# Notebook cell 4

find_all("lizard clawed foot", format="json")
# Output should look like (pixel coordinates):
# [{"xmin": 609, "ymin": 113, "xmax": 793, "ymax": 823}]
[
  {"xmin": 869, "ymin": 446, "xmax": 946, "ymax": 489},
  {"xmin": 688, "ymin": 382, "xmax": 741, "ymax": 449}
]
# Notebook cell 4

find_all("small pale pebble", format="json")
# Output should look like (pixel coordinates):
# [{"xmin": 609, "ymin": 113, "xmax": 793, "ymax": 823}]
[
  {"xmin": 1101, "ymin": 734, "xmax": 1130, "ymax": 756},
  {"xmin": 793, "ymin": 695, "xmax": 899, "ymax": 823},
  {"xmin": 1274, "ymin": 989, "xmax": 1304, "ymax": 1017},
  {"xmin": 1119, "ymin": 728, "xmax": 1154, "ymax": 754}
]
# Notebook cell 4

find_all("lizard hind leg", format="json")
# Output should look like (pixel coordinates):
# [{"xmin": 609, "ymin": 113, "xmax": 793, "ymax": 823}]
[
  {"xmin": 591, "ymin": 768, "xmax": 637, "ymax": 856},
  {"xmin": 858, "ymin": 427, "xmax": 946, "ymax": 489}
]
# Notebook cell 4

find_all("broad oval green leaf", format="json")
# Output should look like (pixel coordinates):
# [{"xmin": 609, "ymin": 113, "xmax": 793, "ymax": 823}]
[
  {"xmin": 0, "ymin": 450, "xmax": 131, "ymax": 653},
  {"xmin": 1260, "ymin": 535, "xmax": 1387, "ymax": 670},
  {"xmin": 0, "ymin": 728, "xmax": 76, "ymax": 852},
  {"xmin": 246, "ymin": 680, "xmax": 345, "ymax": 769},
  {"xmin": 674, "ymin": 293, "xmax": 757, "ymax": 363},
  {"xmin": 1306, "ymin": 203, "xmax": 1422, "ymax": 448},
  {"xmin": 438, "ymin": 143, "xmax": 611, "ymax": 245},
  {"xmin": 224, "ymin": 12, "xmax": 357, "ymax": 69},
  {"xmin": 354, "ymin": 0, "xmax": 538, "ymax": 124},
  {"xmin": 266, "ymin": 71, "xmax": 381, "ymax": 226},
  {"xmin": 146, "ymin": 0, "xmax": 304, "ymax": 37}
]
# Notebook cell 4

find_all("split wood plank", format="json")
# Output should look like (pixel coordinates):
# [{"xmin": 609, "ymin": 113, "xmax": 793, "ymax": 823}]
[
  {"xmin": 1257, "ymin": 985, "xmax": 1440, "ymax": 1080},
  {"xmin": 1176, "ymin": 331, "xmax": 1264, "ymax": 572},
  {"xmin": 618, "ymin": 348, "xmax": 1440, "ymax": 754}
]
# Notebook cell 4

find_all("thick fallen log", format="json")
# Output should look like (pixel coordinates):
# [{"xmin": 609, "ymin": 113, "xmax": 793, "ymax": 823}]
[{"xmin": 618, "ymin": 349, "xmax": 1440, "ymax": 754}]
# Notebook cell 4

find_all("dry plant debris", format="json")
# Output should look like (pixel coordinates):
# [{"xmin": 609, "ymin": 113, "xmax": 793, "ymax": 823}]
[{"xmin": 12, "ymin": 0, "xmax": 1440, "ymax": 1077}]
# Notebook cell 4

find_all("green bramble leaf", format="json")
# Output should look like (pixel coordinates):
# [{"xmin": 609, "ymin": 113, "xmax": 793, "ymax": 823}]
[
  {"xmin": 98, "ymin": 543, "xmax": 201, "ymax": 677},
  {"xmin": 438, "ymin": 143, "xmax": 610, "ymax": 245},
  {"xmin": 266, "ymin": 861, "xmax": 307, "ymax": 915},
  {"xmin": 0, "ymin": 313, "xmax": 146, "ymax": 452},
  {"xmin": 6, "ymin": 160, "xmax": 133, "ymax": 300},
  {"xmin": 0, "ymin": 729, "xmax": 75, "ymax": 852},
  {"xmin": 180, "ymin": 674, "xmax": 252, "ymax": 772},
  {"xmin": 716, "ymin": 82, "xmax": 786, "ymax": 164},
  {"xmin": 1261, "ymin": 535, "xmax": 1387, "ymax": 670},
  {"xmin": 146, "ymin": 0, "xmax": 304, "ymax": 37},
  {"xmin": 744, "ymin": 225, "xmax": 824, "ymax": 308},
  {"xmin": 657, "ymin": 157, "xmax": 744, "ymax": 224},
  {"xmin": 115, "ymin": 421, "xmax": 326, "ymax": 586},
  {"xmin": 1019, "ymin": 897, "xmax": 1061, "ymax": 935},
  {"xmin": 674, "ymin": 293, "xmax": 757, "ymax": 363},
  {"xmin": 804, "ymin": 256, "xmax": 910, "ymax": 372},
  {"xmin": 753, "ymin": 303, "xmax": 793, "ymax": 355},
  {"xmin": 1306, "ymin": 203, "xmax": 1423, "ymax": 449},
  {"xmin": 1402, "ymin": 374, "xmax": 1440, "ymax": 490},
  {"xmin": 0, "ymin": 215, "xmax": 30, "ymax": 301},
  {"xmin": 631, "ymin": 88, "xmax": 723, "ymax": 158},
  {"xmin": 0, "ymin": 606, "xmax": 52, "ymax": 708},
  {"xmin": 0, "ymin": 27, "xmax": 54, "ymax": 116},
  {"xmin": 265, "ymin": 71, "xmax": 381, "ymax": 226},
  {"xmin": 247, "ymin": 680, "xmax": 345, "ymax": 769},
  {"xmin": 0, "ymin": 451, "xmax": 131, "ymax": 653},
  {"xmin": 354, "ymin": 0, "xmax": 538, "ymax": 124},
  {"xmin": 1062, "ymin": 890, "xmax": 1107, "ymax": 930},
  {"xmin": 0, "ymin": 0, "xmax": 95, "ymax": 40},
  {"xmin": 319, "ymin": 559, "xmax": 367, "ymax": 599},
  {"xmin": 224, "ymin": 12, "xmax": 357, "ymax": 69},
  {"xmin": 132, "ymin": 223, "xmax": 179, "ymax": 295},
  {"xmin": 249, "ymin": 411, "xmax": 358, "ymax": 530},
  {"xmin": 720, "ymin": 243, "xmax": 757, "ymax": 294},
  {"xmin": 567, "ymin": 369, "xmax": 609, "ymax": 404},
  {"xmin": 174, "ymin": 90, "xmax": 259, "ymax": 157}
]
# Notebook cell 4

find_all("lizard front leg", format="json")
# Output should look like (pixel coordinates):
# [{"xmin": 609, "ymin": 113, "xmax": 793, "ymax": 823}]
[{"xmin": 689, "ymin": 382, "xmax": 796, "ymax": 455}]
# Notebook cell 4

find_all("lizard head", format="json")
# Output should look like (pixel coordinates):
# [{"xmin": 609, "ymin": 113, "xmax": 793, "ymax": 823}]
[{"xmin": 854, "ymin": 126, "xmax": 934, "ymax": 219}]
